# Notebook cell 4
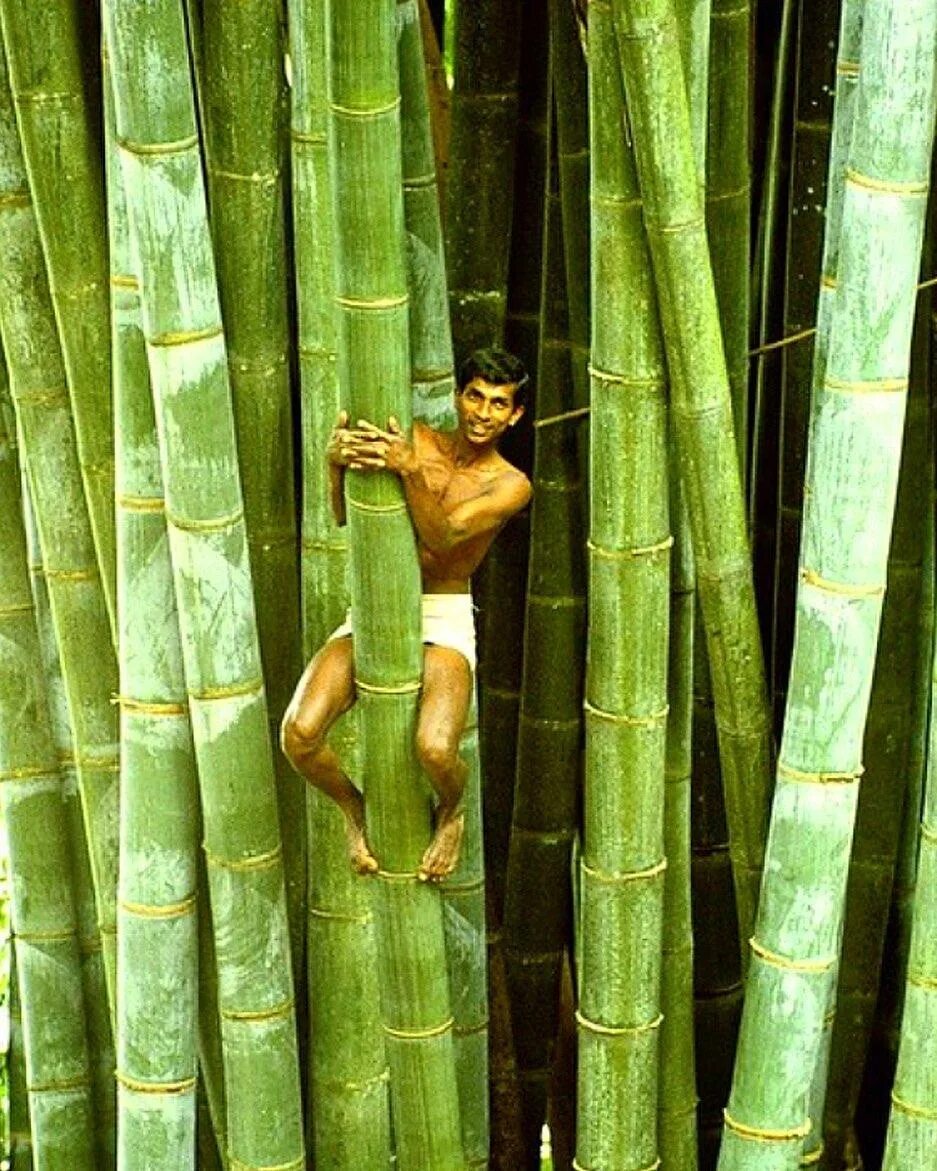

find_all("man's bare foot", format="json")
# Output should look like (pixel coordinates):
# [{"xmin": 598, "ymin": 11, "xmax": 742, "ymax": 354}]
[
  {"xmin": 345, "ymin": 815, "xmax": 378, "ymax": 875},
  {"xmin": 418, "ymin": 806, "xmax": 465, "ymax": 882}
]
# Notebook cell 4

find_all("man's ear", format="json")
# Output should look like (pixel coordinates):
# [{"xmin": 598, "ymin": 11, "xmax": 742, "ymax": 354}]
[{"xmin": 509, "ymin": 404, "xmax": 525, "ymax": 427}]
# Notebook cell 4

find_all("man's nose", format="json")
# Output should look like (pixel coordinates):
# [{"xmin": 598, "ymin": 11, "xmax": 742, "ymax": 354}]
[{"xmin": 476, "ymin": 402, "xmax": 491, "ymax": 418}]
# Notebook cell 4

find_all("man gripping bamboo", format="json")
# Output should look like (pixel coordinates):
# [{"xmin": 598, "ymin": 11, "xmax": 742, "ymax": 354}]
[{"xmin": 282, "ymin": 348, "xmax": 532, "ymax": 881}]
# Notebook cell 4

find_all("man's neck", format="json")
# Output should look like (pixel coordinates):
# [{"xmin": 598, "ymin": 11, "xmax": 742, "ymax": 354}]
[{"xmin": 449, "ymin": 429, "xmax": 491, "ymax": 469}]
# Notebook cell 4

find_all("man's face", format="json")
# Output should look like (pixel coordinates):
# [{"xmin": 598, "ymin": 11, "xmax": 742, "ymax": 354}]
[{"xmin": 455, "ymin": 377, "xmax": 524, "ymax": 446}]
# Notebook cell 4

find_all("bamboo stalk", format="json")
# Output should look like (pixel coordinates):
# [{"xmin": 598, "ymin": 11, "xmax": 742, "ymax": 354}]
[
  {"xmin": 576, "ymin": 6, "xmax": 669, "ymax": 1169},
  {"xmin": 0, "ymin": 0, "xmax": 116, "ymax": 629},
  {"xmin": 503, "ymin": 99, "xmax": 586, "ymax": 1166},
  {"xmin": 718, "ymin": 2, "xmax": 937, "ymax": 1164},
  {"xmin": 328, "ymin": 0, "xmax": 464, "ymax": 1164},
  {"xmin": 105, "ymin": 41, "xmax": 200, "ymax": 1166},
  {"xmin": 105, "ymin": 4, "xmax": 305, "ymax": 1166},
  {"xmin": 9, "ymin": 952, "xmax": 33, "ymax": 1171},
  {"xmin": 611, "ymin": 0, "xmax": 772, "ymax": 951},
  {"xmin": 0, "ymin": 40, "xmax": 119, "ymax": 1008},
  {"xmin": 287, "ymin": 0, "xmax": 393, "ymax": 1164},
  {"xmin": 0, "ymin": 379, "xmax": 96, "ymax": 1170}
]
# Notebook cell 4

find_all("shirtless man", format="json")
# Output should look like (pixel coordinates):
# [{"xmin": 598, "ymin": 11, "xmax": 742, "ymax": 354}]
[{"xmin": 281, "ymin": 348, "xmax": 532, "ymax": 881}]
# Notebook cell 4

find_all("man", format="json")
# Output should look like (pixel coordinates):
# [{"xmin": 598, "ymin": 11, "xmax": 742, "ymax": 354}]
[{"xmin": 281, "ymin": 348, "xmax": 532, "ymax": 881}]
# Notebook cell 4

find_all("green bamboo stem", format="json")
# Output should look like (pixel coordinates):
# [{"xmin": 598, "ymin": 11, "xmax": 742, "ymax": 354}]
[
  {"xmin": 201, "ymin": 0, "xmax": 306, "ymax": 1000},
  {"xmin": 0, "ymin": 41, "xmax": 119, "ymax": 1008},
  {"xmin": 398, "ymin": 4, "xmax": 490, "ymax": 1158},
  {"xmin": 288, "ymin": 0, "xmax": 392, "ymax": 1162},
  {"xmin": 9, "ymin": 952, "xmax": 33, "ymax": 1171},
  {"xmin": 706, "ymin": 0, "xmax": 748, "ymax": 474},
  {"xmin": 105, "ymin": 44, "xmax": 200, "ymax": 1165},
  {"xmin": 821, "ymin": 309, "xmax": 931, "ymax": 1168},
  {"xmin": 445, "ymin": 0, "xmax": 522, "ymax": 361},
  {"xmin": 718, "ymin": 2, "xmax": 937, "ymax": 1164},
  {"xmin": 611, "ymin": 0, "xmax": 772, "ymax": 952},
  {"xmin": 105, "ymin": 4, "xmax": 305, "ymax": 1166},
  {"xmin": 576, "ymin": 7, "xmax": 669, "ymax": 1170},
  {"xmin": 503, "ymin": 106, "xmax": 586, "ymax": 1166},
  {"xmin": 0, "ymin": 1, "xmax": 115, "ymax": 629},
  {"xmin": 771, "ymin": 0, "xmax": 851, "ymax": 717},
  {"xmin": 195, "ymin": 858, "xmax": 227, "ymax": 1165},
  {"xmin": 328, "ymin": 0, "xmax": 464, "ymax": 1165},
  {"xmin": 24, "ymin": 496, "xmax": 116, "ymax": 1169},
  {"xmin": 0, "ymin": 384, "xmax": 96, "ymax": 1170}
]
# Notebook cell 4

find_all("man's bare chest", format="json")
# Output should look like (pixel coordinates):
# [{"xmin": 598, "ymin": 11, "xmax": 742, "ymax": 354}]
[{"xmin": 422, "ymin": 457, "xmax": 495, "ymax": 510}]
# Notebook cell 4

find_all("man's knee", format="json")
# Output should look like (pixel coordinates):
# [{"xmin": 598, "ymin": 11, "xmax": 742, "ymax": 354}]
[
  {"xmin": 280, "ymin": 706, "xmax": 322, "ymax": 766},
  {"xmin": 416, "ymin": 731, "xmax": 460, "ymax": 777}
]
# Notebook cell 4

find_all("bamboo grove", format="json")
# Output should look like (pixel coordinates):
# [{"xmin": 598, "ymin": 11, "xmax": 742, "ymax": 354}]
[{"xmin": 3, "ymin": 0, "xmax": 937, "ymax": 1169}]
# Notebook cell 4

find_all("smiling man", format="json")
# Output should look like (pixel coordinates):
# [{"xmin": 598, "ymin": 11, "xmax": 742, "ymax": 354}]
[{"xmin": 282, "ymin": 348, "xmax": 532, "ymax": 881}]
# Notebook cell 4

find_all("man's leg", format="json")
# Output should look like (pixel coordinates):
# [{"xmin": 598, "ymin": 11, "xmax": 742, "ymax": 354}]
[
  {"xmin": 280, "ymin": 637, "xmax": 377, "ymax": 873},
  {"xmin": 415, "ymin": 644, "xmax": 473, "ymax": 880}
]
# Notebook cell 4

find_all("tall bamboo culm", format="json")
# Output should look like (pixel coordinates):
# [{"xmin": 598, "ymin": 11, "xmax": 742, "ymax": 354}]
[
  {"xmin": 201, "ymin": 0, "xmax": 306, "ymax": 992},
  {"xmin": 105, "ymin": 4, "xmax": 305, "ymax": 1168},
  {"xmin": 328, "ymin": 0, "xmax": 464, "ymax": 1165},
  {"xmin": 0, "ymin": 380, "xmax": 96, "ymax": 1170},
  {"xmin": 718, "ymin": 2, "xmax": 937, "ymax": 1166},
  {"xmin": 9, "ymin": 953, "xmax": 32, "ymax": 1171},
  {"xmin": 0, "ymin": 1, "xmax": 116, "ymax": 628},
  {"xmin": 104, "ymin": 40, "xmax": 200, "ymax": 1168},
  {"xmin": 288, "ymin": 0, "xmax": 392, "ymax": 1163},
  {"xmin": 612, "ymin": 0, "xmax": 772, "ymax": 952},
  {"xmin": 577, "ymin": 6, "xmax": 669, "ymax": 1170},
  {"xmin": 0, "ymin": 41, "xmax": 120, "ymax": 1009}
]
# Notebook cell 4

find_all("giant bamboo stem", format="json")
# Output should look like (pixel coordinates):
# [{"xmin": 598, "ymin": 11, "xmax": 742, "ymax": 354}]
[
  {"xmin": 105, "ymin": 4, "xmax": 305, "ymax": 1166},
  {"xmin": 612, "ymin": 0, "xmax": 773, "ymax": 950},
  {"xmin": 328, "ymin": 0, "xmax": 464, "ymax": 1164},
  {"xmin": 718, "ymin": 2, "xmax": 937, "ymax": 1164}
]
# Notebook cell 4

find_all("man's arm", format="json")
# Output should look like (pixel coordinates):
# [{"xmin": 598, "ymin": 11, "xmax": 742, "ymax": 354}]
[
  {"xmin": 346, "ymin": 418, "xmax": 531, "ymax": 554},
  {"xmin": 326, "ymin": 411, "xmax": 352, "ymax": 526}
]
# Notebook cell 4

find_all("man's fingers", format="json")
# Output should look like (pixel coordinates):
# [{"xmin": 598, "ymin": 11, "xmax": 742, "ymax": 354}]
[{"xmin": 356, "ymin": 418, "xmax": 393, "ymax": 441}]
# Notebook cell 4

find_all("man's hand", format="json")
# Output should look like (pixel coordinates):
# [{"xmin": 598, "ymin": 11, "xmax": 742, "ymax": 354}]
[
  {"xmin": 327, "ymin": 411, "xmax": 358, "ymax": 468},
  {"xmin": 344, "ymin": 417, "xmax": 419, "ymax": 476}
]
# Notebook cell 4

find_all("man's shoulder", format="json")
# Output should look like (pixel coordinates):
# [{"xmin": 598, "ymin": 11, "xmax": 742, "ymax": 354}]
[{"xmin": 490, "ymin": 457, "xmax": 532, "ymax": 506}]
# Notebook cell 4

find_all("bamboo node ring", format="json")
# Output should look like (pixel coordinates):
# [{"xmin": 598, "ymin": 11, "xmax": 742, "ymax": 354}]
[
  {"xmin": 115, "ymin": 696, "xmax": 186, "ymax": 717},
  {"xmin": 800, "ymin": 1141, "xmax": 825, "ymax": 1165},
  {"xmin": 845, "ymin": 169, "xmax": 929, "ymax": 196},
  {"xmin": 820, "ymin": 273, "xmax": 838, "ymax": 291},
  {"xmin": 799, "ymin": 567, "xmax": 885, "ymax": 598},
  {"xmin": 116, "ymin": 1071, "xmax": 197, "ymax": 1095},
  {"xmin": 824, "ymin": 374, "xmax": 908, "ymax": 395},
  {"xmin": 189, "ymin": 677, "xmax": 264, "ymax": 703},
  {"xmin": 588, "ymin": 535, "xmax": 673, "ymax": 558},
  {"xmin": 347, "ymin": 498, "xmax": 408, "ymax": 515},
  {"xmin": 204, "ymin": 842, "xmax": 282, "ymax": 873},
  {"xmin": 15, "ymin": 90, "xmax": 80, "ymax": 106},
  {"xmin": 0, "ymin": 764, "xmax": 53, "ymax": 785},
  {"xmin": 210, "ymin": 165, "xmax": 281, "ymax": 185},
  {"xmin": 308, "ymin": 906, "xmax": 372, "ymax": 924},
  {"xmin": 334, "ymin": 292, "xmax": 409, "ymax": 311},
  {"xmin": 117, "ymin": 494, "xmax": 165, "ymax": 513},
  {"xmin": 221, "ymin": 996, "xmax": 295, "ymax": 1024},
  {"xmin": 920, "ymin": 821, "xmax": 937, "ymax": 845},
  {"xmin": 575, "ymin": 1010, "xmax": 663, "ymax": 1037},
  {"xmin": 148, "ymin": 324, "xmax": 223, "ymax": 348},
  {"xmin": 748, "ymin": 937, "xmax": 835, "ymax": 974},
  {"xmin": 75, "ymin": 756, "xmax": 120, "ymax": 774},
  {"xmin": 119, "ymin": 892, "xmax": 197, "ymax": 920},
  {"xmin": 0, "ymin": 601, "xmax": 34, "ymax": 619},
  {"xmin": 383, "ymin": 1016, "xmax": 454, "ymax": 1040},
  {"xmin": 356, "ymin": 678, "xmax": 421, "ymax": 696},
  {"xmin": 28, "ymin": 1074, "xmax": 91, "ymax": 1094},
  {"xmin": 584, "ymin": 699, "xmax": 670, "ymax": 727},
  {"xmin": 403, "ymin": 171, "xmax": 438, "ymax": 190},
  {"xmin": 777, "ymin": 760, "xmax": 862, "ymax": 786},
  {"xmin": 0, "ymin": 188, "xmax": 30, "ymax": 207},
  {"xmin": 581, "ymin": 858, "xmax": 667, "ymax": 884},
  {"xmin": 290, "ymin": 129, "xmax": 327, "ymax": 145},
  {"xmin": 330, "ymin": 96, "xmax": 402, "ymax": 118},
  {"xmin": 12, "ymin": 387, "xmax": 68, "ymax": 408},
  {"xmin": 166, "ymin": 505, "xmax": 244, "ymax": 534},
  {"xmin": 890, "ymin": 1090, "xmax": 937, "ymax": 1122},
  {"xmin": 110, "ymin": 273, "xmax": 139, "ymax": 291},
  {"xmin": 587, "ymin": 363, "xmax": 663, "ymax": 389},
  {"xmin": 15, "ymin": 927, "xmax": 76, "ymax": 943},
  {"xmin": 43, "ymin": 566, "xmax": 97, "ymax": 582},
  {"xmin": 117, "ymin": 133, "xmax": 200, "ymax": 157},
  {"xmin": 836, "ymin": 59, "xmax": 860, "ymax": 77},
  {"xmin": 723, "ymin": 1109, "xmax": 811, "ymax": 1142},
  {"xmin": 907, "ymin": 968, "xmax": 937, "ymax": 992},
  {"xmin": 228, "ymin": 1155, "xmax": 305, "ymax": 1171}
]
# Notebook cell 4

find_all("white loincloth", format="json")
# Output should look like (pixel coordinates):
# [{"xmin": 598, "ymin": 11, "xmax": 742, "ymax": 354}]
[{"xmin": 328, "ymin": 592, "xmax": 477, "ymax": 670}]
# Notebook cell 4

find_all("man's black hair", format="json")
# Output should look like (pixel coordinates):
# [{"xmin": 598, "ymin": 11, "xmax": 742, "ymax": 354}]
[{"xmin": 457, "ymin": 348, "xmax": 530, "ymax": 407}]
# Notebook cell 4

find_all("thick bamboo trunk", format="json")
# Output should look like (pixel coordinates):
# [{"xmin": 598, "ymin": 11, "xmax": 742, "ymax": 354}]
[
  {"xmin": 0, "ymin": 41, "xmax": 119, "ymax": 1007},
  {"xmin": 0, "ymin": 388, "xmax": 96, "ymax": 1170},
  {"xmin": 612, "ymin": 0, "xmax": 773, "ymax": 949},
  {"xmin": 287, "ymin": 0, "xmax": 392, "ymax": 1164},
  {"xmin": 718, "ymin": 3, "xmax": 937, "ymax": 1166},
  {"xmin": 576, "ymin": 6, "xmax": 669, "ymax": 1169},
  {"xmin": 0, "ymin": 1, "xmax": 116, "ymax": 627},
  {"xmin": 328, "ymin": 0, "xmax": 464, "ymax": 1165},
  {"xmin": 9, "ymin": 953, "xmax": 33, "ymax": 1171},
  {"xmin": 106, "ymin": 4, "xmax": 305, "ymax": 1166}
]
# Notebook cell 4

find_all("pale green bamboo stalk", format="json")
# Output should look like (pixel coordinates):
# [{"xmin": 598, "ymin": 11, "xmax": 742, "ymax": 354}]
[
  {"xmin": 288, "ymin": 0, "xmax": 392, "ymax": 1162},
  {"xmin": 577, "ymin": 6, "xmax": 669, "ymax": 1169},
  {"xmin": 0, "ymin": 1, "xmax": 116, "ymax": 629},
  {"xmin": 0, "ymin": 40, "xmax": 119, "ymax": 1008},
  {"xmin": 104, "ymin": 40, "xmax": 200, "ymax": 1167},
  {"xmin": 0, "ymin": 381, "xmax": 96, "ymax": 1171},
  {"xmin": 105, "ymin": 4, "xmax": 305, "ymax": 1167},
  {"xmin": 611, "ymin": 0, "xmax": 773, "ymax": 951},
  {"xmin": 9, "ymin": 952, "xmax": 33, "ymax": 1171},
  {"xmin": 719, "ymin": 2, "xmax": 937, "ymax": 1165},
  {"xmin": 328, "ymin": 0, "xmax": 464, "ymax": 1164},
  {"xmin": 201, "ymin": 0, "xmax": 306, "ymax": 995}
]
